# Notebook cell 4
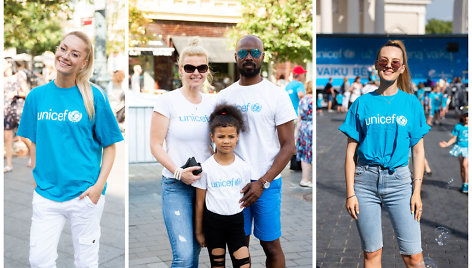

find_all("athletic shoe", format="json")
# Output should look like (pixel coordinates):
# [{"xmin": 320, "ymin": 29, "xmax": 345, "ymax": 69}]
[{"xmin": 462, "ymin": 183, "xmax": 468, "ymax": 193}]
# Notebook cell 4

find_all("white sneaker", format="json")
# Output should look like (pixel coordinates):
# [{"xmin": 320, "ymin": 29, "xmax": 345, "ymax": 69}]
[{"xmin": 299, "ymin": 180, "xmax": 312, "ymax": 188}]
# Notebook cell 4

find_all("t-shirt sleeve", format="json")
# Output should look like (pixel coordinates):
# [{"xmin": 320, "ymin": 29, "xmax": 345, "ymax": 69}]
[
  {"xmin": 275, "ymin": 87, "xmax": 297, "ymax": 126},
  {"xmin": 153, "ymin": 93, "xmax": 170, "ymax": 118},
  {"xmin": 409, "ymin": 98, "xmax": 431, "ymax": 147},
  {"xmin": 451, "ymin": 124, "xmax": 460, "ymax": 137},
  {"xmin": 338, "ymin": 100, "xmax": 361, "ymax": 141},
  {"xmin": 192, "ymin": 170, "xmax": 207, "ymax": 189},
  {"xmin": 93, "ymin": 88, "xmax": 124, "ymax": 147},
  {"xmin": 17, "ymin": 91, "xmax": 37, "ymax": 143}
]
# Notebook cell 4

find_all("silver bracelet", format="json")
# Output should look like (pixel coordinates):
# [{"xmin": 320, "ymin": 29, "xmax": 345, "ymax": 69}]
[{"xmin": 174, "ymin": 167, "xmax": 183, "ymax": 181}]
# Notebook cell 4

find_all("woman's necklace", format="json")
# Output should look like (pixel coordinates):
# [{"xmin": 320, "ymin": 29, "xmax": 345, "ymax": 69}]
[{"xmin": 378, "ymin": 88, "xmax": 399, "ymax": 104}]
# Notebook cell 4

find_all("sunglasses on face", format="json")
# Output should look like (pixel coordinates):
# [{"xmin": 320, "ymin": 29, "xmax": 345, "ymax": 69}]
[
  {"xmin": 183, "ymin": 64, "xmax": 209, "ymax": 73},
  {"xmin": 376, "ymin": 58, "xmax": 403, "ymax": 71},
  {"xmin": 237, "ymin": 49, "xmax": 262, "ymax": 59}
]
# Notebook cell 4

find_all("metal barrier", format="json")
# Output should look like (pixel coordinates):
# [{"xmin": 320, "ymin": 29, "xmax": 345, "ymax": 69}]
[{"xmin": 128, "ymin": 106, "xmax": 155, "ymax": 164}]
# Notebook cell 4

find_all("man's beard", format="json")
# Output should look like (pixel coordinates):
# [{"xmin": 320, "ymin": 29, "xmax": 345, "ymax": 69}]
[{"xmin": 238, "ymin": 61, "xmax": 261, "ymax": 78}]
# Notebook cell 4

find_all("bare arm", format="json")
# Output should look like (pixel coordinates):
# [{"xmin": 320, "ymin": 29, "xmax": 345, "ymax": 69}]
[
  {"xmin": 411, "ymin": 138, "xmax": 425, "ymax": 222},
  {"xmin": 195, "ymin": 188, "xmax": 206, "ymax": 247},
  {"xmin": 439, "ymin": 135, "xmax": 457, "ymax": 148},
  {"xmin": 149, "ymin": 112, "xmax": 202, "ymax": 184},
  {"xmin": 345, "ymin": 137, "xmax": 359, "ymax": 219},
  {"xmin": 239, "ymin": 120, "xmax": 295, "ymax": 208},
  {"xmin": 79, "ymin": 143, "xmax": 117, "ymax": 204}
]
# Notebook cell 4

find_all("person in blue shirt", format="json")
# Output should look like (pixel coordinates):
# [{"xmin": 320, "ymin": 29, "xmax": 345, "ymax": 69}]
[
  {"xmin": 427, "ymin": 84, "xmax": 442, "ymax": 126},
  {"xmin": 17, "ymin": 31, "xmax": 123, "ymax": 268},
  {"xmin": 339, "ymin": 40, "xmax": 430, "ymax": 267},
  {"xmin": 284, "ymin": 65, "xmax": 307, "ymax": 116},
  {"xmin": 336, "ymin": 92, "xmax": 343, "ymax": 113},
  {"xmin": 439, "ymin": 106, "xmax": 468, "ymax": 193}
]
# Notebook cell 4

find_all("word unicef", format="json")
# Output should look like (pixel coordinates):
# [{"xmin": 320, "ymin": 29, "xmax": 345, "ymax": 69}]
[
  {"xmin": 179, "ymin": 115, "xmax": 210, "ymax": 122},
  {"xmin": 237, "ymin": 102, "xmax": 262, "ymax": 113},
  {"xmin": 365, "ymin": 114, "xmax": 408, "ymax": 126},
  {"xmin": 210, "ymin": 178, "xmax": 243, "ymax": 188},
  {"xmin": 37, "ymin": 109, "xmax": 82, "ymax": 123}
]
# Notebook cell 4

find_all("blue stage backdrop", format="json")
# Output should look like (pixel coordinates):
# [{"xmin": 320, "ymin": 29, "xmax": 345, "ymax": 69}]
[{"xmin": 316, "ymin": 34, "xmax": 468, "ymax": 87}]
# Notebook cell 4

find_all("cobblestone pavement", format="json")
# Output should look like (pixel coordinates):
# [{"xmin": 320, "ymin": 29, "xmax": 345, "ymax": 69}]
[
  {"xmin": 316, "ymin": 111, "xmax": 468, "ymax": 267},
  {"xmin": 129, "ymin": 163, "xmax": 312, "ymax": 267},
  {"xmin": 4, "ymin": 141, "xmax": 126, "ymax": 267}
]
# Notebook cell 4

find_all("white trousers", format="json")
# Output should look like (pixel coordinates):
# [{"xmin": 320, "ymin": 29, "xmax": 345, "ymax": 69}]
[{"xmin": 29, "ymin": 191, "xmax": 105, "ymax": 268}]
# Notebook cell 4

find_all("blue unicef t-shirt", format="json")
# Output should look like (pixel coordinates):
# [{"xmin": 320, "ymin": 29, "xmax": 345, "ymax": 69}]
[
  {"xmin": 336, "ymin": 94, "xmax": 343, "ymax": 105},
  {"xmin": 429, "ymin": 92, "xmax": 442, "ymax": 108},
  {"xmin": 339, "ymin": 90, "xmax": 430, "ymax": 170},
  {"xmin": 17, "ymin": 81, "xmax": 124, "ymax": 202},
  {"xmin": 452, "ymin": 123, "xmax": 468, "ymax": 148},
  {"xmin": 417, "ymin": 88, "xmax": 425, "ymax": 101},
  {"xmin": 285, "ymin": 80, "xmax": 305, "ymax": 116}
]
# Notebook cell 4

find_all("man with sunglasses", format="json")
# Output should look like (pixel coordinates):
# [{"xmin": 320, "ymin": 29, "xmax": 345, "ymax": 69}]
[{"xmin": 217, "ymin": 35, "xmax": 296, "ymax": 268}]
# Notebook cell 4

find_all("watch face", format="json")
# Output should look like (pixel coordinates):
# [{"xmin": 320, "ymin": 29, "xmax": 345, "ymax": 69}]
[{"xmin": 263, "ymin": 181, "xmax": 270, "ymax": 189}]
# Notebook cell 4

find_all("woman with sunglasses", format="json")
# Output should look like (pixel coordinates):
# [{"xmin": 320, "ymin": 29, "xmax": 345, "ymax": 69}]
[
  {"xmin": 17, "ymin": 31, "xmax": 123, "ymax": 267},
  {"xmin": 339, "ymin": 40, "xmax": 430, "ymax": 267},
  {"xmin": 150, "ymin": 38, "xmax": 215, "ymax": 267}
]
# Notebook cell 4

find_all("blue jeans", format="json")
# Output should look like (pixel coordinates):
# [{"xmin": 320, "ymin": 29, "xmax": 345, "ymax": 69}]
[
  {"xmin": 354, "ymin": 165, "xmax": 422, "ymax": 255},
  {"xmin": 161, "ymin": 176, "xmax": 200, "ymax": 267}
]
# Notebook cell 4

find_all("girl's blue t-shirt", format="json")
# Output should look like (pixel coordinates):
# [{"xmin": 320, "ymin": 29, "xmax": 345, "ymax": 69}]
[
  {"xmin": 339, "ymin": 90, "xmax": 430, "ymax": 170},
  {"xmin": 417, "ymin": 88, "xmax": 425, "ymax": 101},
  {"xmin": 336, "ymin": 94, "xmax": 343, "ymax": 104},
  {"xmin": 452, "ymin": 123, "xmax": 468, "ymax": 148},
  {"xmin": 17, "ymin": 81, "xmax": 124, "ymax": 202},
  {"xmin": 429, "ymin": 92, "xmax": 442, "ymax": 108}
]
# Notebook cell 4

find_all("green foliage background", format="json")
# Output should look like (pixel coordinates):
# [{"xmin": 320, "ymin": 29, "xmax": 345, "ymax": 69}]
[
  {"xmin": 228, "ymin": 0, "xmax": 313, "ymax": 64},
  {"xmin": 4, "ymin": 0, "xmax": 72, "ymax": 56},
  {"xmin": 425, "ymin": 19, "xmax": 452, "ymax": 34}
]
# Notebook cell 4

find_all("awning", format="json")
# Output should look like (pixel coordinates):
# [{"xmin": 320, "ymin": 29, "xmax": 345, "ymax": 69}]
[{"xmin": 170, "ymin": 36, "xmax": 235, "ymax": 63}]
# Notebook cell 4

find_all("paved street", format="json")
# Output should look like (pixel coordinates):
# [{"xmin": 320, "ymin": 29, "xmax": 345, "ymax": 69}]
[
  {"xmin": 129, "ymin": 163, "xmax": 312, "ymax": 268},
  {"xmin": 4, "ymin": 141, "xmax": 126, "ymax": 267},
  {"xmin": 316, "ymin": 111, "xmax": 468, "ymax": 267}
]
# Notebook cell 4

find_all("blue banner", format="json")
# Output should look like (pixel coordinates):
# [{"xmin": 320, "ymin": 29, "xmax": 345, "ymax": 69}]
[{"xmin": 316, "ymin": 34, "xmax": 468, "ymax": 87}]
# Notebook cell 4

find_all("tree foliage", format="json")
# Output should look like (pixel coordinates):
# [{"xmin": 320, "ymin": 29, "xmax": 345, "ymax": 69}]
[
  {"xmin": 425, "ymin": 19, "xmax": 452, "ymax": 34},
  {"xmin": 228, "ymin": 0, "xmax": 312, "ymax": 64},
  {"xmin": 4, "ymin": 0, "xmax": 72, "ymax": 56},
  {"xmin": 129, "ymin": 0, "xmax": 153, "ymax": 47}
]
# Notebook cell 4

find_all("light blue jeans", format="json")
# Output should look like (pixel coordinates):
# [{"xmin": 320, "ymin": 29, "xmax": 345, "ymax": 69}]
[
  {"xmin": 161, "ymin": 176, "xmax": 200, "ymax": 267},
  {"xmin": 354, "ymin": 165, "xmax": 422, "ymax": 255}
]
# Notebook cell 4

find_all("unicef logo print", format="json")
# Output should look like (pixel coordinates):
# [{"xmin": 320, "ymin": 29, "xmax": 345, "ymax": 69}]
[
  {"xmin": 344, "ymin": 49, "xmax": 355, "ymax": 59},
  {"xmin": 396, "ymin": 116, "xmax": 407, "ymax": 126},
  {"xmin": 251, "ymin": 103, "xmax": 262, "ymax": 112},
  {"xmin": 234, "ymin": 178, "xmax": 242, "ymax": 186},
  {"xmin": 68, "ymin": 111, "xmax": 83, "ymax": 123}
]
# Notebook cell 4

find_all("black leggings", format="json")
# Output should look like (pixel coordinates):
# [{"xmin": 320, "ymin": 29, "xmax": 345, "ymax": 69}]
[{"xmin": 203, "ymin": 208, "xmax": 250, "ymax": 267}]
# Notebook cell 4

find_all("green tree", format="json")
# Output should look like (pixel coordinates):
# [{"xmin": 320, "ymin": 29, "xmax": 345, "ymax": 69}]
[
  {"xmin": 4, "ymin": 0, "xmax": 72, "ymax": 56},
  {"xmin": 425, "ymin": 19, "xmax": 452, "ymax": 34},
  {"xmin": 129, "ymin": 0, "xmax": 153, "ymax": 47},
  {"xmin": 228, "ymin": 0, "xmax": 312, "ymax": 64}
]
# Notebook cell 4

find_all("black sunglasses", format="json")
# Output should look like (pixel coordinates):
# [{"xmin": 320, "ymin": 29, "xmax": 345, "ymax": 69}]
[
  {"xmin": 183, "ymin": 64, "xmax": 209, "ymax": 73},
  {"xmin": 237, "ymin": 49, "xmax": 262, "ymax": 59}
]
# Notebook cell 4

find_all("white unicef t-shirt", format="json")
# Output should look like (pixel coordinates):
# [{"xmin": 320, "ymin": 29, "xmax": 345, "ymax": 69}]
[
  {"xmin": 217, "ymin": 79, "xmax": 297, "ymax": 181},
  {"xmin": 192, "ymin": 155, "xmax": 251, "ymax": 215},
  {"xmin": 153, "ymin": 89, "xmax": 215, "ymax": 178}
]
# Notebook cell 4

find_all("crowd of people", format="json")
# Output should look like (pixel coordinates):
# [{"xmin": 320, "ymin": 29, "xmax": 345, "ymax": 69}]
[{"xmin": 319, "ymin": 75, "xmax": 467, "ymax": 120}]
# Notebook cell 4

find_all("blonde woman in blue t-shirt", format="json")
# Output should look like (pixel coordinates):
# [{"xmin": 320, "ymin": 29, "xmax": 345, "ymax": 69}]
[
  {"xmin": 339, "ymin": 40, "xmax": 430, "ymax": 267},
  {"xmin": 17, "ymin": 31, "xmax": 123, "ymax": 267}
]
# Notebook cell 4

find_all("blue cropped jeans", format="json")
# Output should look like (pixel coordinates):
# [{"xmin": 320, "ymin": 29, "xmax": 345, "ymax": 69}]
[
  {"xmin": 161, "ymin": 176, "xmax": 200, "ymax": 267},
  {"xmin": 354, "ymin": 165, "xmax": 422, "ymax": 255}
]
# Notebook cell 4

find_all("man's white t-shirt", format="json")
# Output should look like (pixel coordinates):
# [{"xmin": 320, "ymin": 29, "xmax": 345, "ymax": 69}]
[
  {"xmin": 153, "ymin": 89, "xmax": 215, "ymax": 178},
  {"xmin": 217, "ymin": 79, "xmax": 297, "ymax": 181},
  {"xmin": 193, "ymin": 155, "xmax": 251, "ymax": 215}
]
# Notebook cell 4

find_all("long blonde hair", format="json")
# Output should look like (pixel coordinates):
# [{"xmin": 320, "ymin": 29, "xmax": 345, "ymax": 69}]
[
  {"xmin": 376, "ymin": 40, "xmax": 412, "ymax": 94},
  {"xmin": 177, "ymin": 38, "xmax": 212, "ymax": 84},
  {"xmin": 63, "ymin": 31, "xmax": 95, "ymax": 120}
]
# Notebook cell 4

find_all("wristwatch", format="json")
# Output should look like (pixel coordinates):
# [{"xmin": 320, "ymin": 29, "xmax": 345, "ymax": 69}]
[{"xmin": 259, "ymin": 179, "xmax": 270, "ymax": 189}]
